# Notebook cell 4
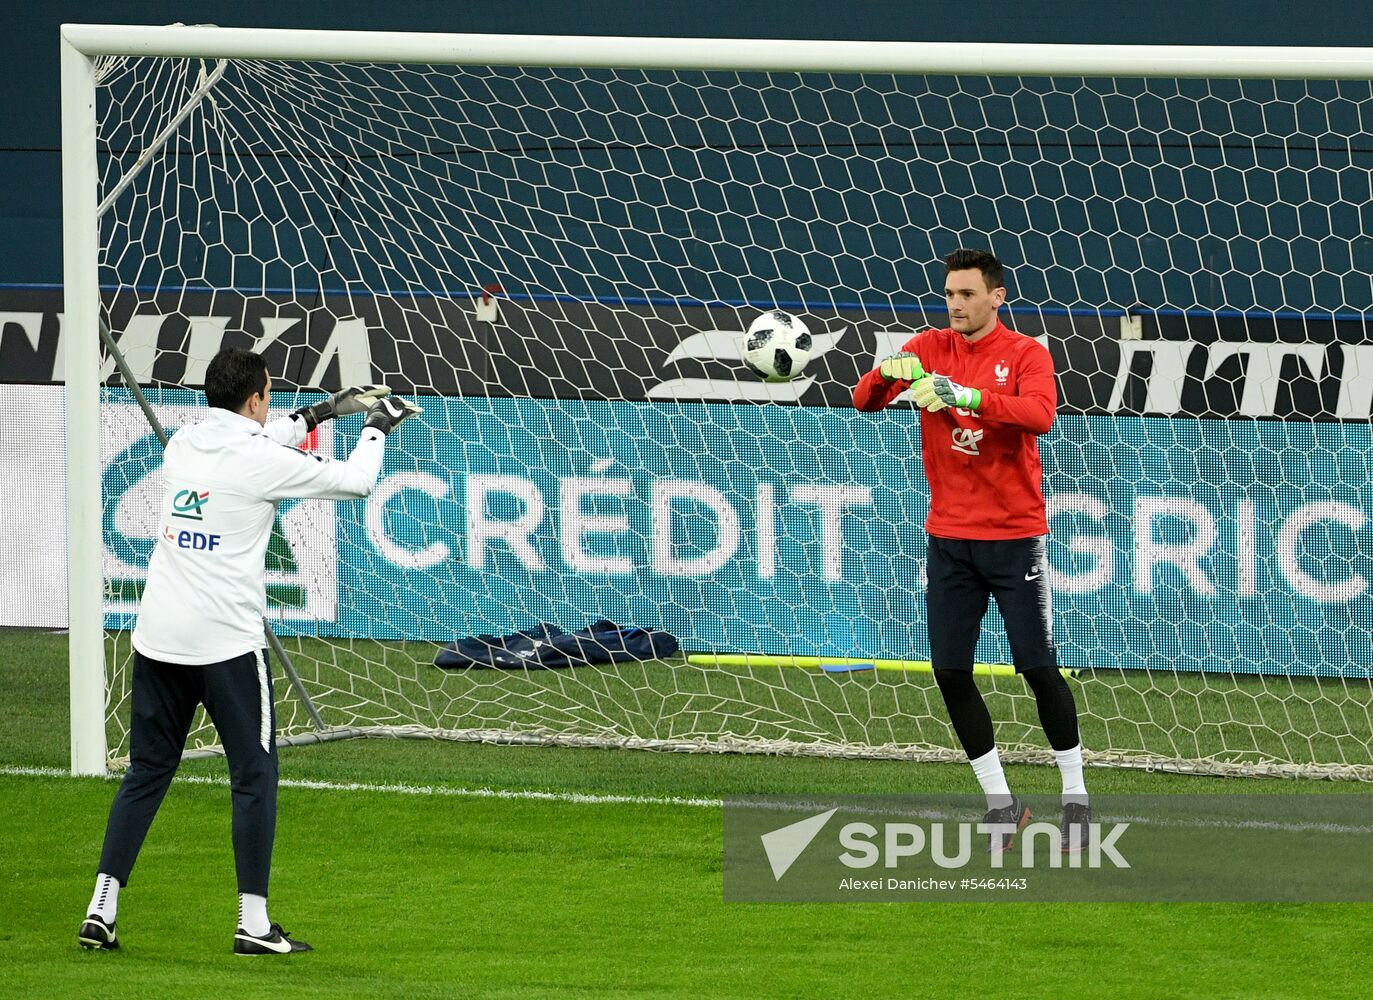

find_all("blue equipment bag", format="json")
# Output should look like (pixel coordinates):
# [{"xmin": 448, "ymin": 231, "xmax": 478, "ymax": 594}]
[{"xmin": 433, "ymin": 620, "xmax": 679, "ymax": 670}]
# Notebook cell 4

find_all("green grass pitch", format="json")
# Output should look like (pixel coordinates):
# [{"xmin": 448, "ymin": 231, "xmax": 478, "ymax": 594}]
[{"xmin": 2, "ymin": 628, "xmax": 1372, "ymax": 999}]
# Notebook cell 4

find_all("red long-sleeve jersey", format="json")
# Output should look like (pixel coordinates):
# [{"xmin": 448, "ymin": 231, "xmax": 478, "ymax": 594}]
[{"xmin": 853, "ymin": 321, "xmax": 1055, "ymax": 540}]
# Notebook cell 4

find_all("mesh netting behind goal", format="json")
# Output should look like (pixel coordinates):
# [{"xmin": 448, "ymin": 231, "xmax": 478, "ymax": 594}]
[{"xmin": 92, "ymin": 49, "xmax": 1373, "ymax": 778}]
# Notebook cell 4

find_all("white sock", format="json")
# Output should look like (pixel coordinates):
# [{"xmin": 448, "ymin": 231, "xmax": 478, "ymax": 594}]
[
  {"xmin": 968, "ymin": 747, "xmax": 1012, "ymax": 807},
  {"xmin": 87, "ymin": 873, "xmax": 120, "ymax": 922},
  {"xmin": 238, "ymin": 893, "xmax": 271, "ymax": 936},
  {"xmin": 1054, "ymin": 744, "xmax": 1088, "ymax": 798}
]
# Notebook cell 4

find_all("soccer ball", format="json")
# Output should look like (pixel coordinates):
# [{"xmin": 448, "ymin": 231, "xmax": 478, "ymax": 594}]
[{"xmin": 742, "ymin": 311, "xmax": 813, "ymax": 382}]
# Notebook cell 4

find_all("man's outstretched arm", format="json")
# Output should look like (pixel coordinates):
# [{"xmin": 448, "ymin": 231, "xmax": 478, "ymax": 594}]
[
  {"xmin": 853, "ymin": 335, "xmax": 931, "ymax": 412},
  {"xmin": 252, "ymin": 396, "xmax": 422, "ymax": 501},
  {"xmin": 262, "ymin": 385, "xmax": 394, "ymax": 447}
]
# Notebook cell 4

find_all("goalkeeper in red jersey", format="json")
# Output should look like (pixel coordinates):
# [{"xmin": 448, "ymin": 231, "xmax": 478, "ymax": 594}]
[{"xmin": 853, "ymin": 248, "xmax": 1089, "ymax": 854}]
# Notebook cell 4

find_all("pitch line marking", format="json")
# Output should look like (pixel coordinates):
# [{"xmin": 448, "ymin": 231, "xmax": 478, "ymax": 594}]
[
  {"xmin": 0, "ymin": 765, "xmax": 720, "ymax": 809},
  {"xmin": 4, "ymin": 767, "xmax": 1371, "ymax": 834}
]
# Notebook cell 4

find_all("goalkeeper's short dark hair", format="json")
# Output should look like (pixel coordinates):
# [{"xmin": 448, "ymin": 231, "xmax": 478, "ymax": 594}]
[
  {"xmin": 944, "ymin": 248, "xmax": 1005, "ymax": 291},
  {"xmin": 204, "ymin": 348, "xmax": 269, "ymax": 411}
]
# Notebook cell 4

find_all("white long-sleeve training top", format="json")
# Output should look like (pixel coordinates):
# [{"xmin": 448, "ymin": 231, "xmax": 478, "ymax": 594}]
[{"xmin": 132, "ymin": 407, "xmax": 386, "ymax": 664}]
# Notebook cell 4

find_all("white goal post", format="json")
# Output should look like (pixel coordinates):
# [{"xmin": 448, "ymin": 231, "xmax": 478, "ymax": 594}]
[{"xmin": 61, "ymin": 24, "xmax": 1373, "ymax": 778}]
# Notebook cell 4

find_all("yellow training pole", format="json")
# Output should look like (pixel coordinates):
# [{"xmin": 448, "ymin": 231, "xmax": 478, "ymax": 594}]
[{"xmin": 686, "ymin": 653, "xmax": 1079, "ymax": 678}]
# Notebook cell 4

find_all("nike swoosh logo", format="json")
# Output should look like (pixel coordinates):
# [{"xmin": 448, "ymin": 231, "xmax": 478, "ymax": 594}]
[
  {"xmin": 1025, "ymin": 570, "xmax": 1042, "ymax": 581},
  {"xmin": 79, "ymin": 921, "xmax": 116, "ymax": 945},
  {"xmin": 236, "ymin": 931, "xmax": 293, "ymax": 953}
]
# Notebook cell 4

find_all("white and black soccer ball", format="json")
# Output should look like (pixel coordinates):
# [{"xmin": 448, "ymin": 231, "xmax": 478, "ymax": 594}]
[{"xmin": 742, "ymin": 310, "xmax": 813, "ymax": 382}]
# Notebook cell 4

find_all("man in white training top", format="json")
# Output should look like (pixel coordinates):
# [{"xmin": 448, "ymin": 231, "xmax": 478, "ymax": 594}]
[{"xmin": 79, "ymin": 347, "xmax": 420, "ymax": 955}]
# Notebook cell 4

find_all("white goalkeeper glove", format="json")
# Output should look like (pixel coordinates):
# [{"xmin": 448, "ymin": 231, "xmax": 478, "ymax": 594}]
[{"xmin": 293, "ymin": 385, "xmax": 392, "ymax": 430}]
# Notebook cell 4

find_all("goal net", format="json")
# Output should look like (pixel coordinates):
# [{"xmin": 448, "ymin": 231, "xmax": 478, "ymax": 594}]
[{"xmin": 67, "ymin": 29, "xmax": 1373, "ymax": 778}]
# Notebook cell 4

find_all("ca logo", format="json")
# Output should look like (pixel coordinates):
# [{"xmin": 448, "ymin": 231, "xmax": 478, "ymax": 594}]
[
  {"xmin": 171, "ymin": 488, "xmax": 211, "ymax": 520},
  {"xmin": 951, "ymin": 428, "xmax": 984, "ymax": 456}
]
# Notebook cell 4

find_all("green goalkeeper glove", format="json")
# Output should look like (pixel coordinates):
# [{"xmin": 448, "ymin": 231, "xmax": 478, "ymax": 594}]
[
  {"xmin": 878, "ymin": 352, "xmax": 926, "ymax": 383},
  {"xmin": 293, "ymin": 385, "xmax": 392, "ymax": 430},
  {"xmin": 913, "ymin": 374, "xmax": 982, "ymax": 412},
  {"xmin": 910, "ymin": 377, "xmax": 946, "ymax": 412}
]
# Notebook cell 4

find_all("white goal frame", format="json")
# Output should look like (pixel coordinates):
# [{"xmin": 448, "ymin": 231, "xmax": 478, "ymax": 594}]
[{"xmin": 60, "ymin": 23, "xmax": 1373, "ymax": 775}]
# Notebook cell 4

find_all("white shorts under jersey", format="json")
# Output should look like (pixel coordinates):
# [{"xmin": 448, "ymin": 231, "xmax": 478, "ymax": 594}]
[{"xmin": 132, "ymin": 408, "xmax": 386, "ymax": 665}]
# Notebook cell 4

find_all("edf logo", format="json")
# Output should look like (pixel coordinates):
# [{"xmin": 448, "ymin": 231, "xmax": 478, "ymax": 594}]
[{"xmin": 162, "ymin": 526, "xmax": 222, "ymax": 551}]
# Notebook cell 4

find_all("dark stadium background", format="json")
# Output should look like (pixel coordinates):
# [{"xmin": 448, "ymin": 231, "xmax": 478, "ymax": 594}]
[{"xmin": 6, "ymin": 0, "xmax": 1373, "ymax": 304}]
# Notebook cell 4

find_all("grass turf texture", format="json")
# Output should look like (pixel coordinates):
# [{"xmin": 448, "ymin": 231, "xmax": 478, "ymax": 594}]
[{"xmin": 3, "ymin": 628, "xmax": 1372, "ymax": 999}]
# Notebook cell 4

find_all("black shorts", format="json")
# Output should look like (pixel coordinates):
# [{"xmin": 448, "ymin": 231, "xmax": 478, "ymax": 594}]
[{"xmin": 925, "ymin": 534, "xmax": 1057, "ymax": 673}]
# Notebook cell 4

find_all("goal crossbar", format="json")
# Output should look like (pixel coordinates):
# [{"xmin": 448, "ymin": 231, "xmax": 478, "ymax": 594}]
[{"xmin": 61, "ymin": 24, "xmax": 1373, "ymax": 80}]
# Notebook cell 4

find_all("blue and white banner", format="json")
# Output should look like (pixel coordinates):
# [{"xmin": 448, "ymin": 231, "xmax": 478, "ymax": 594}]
[{"xmin": 99, "ymin": 389, "xmax": 1373, "ymax": 678}]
